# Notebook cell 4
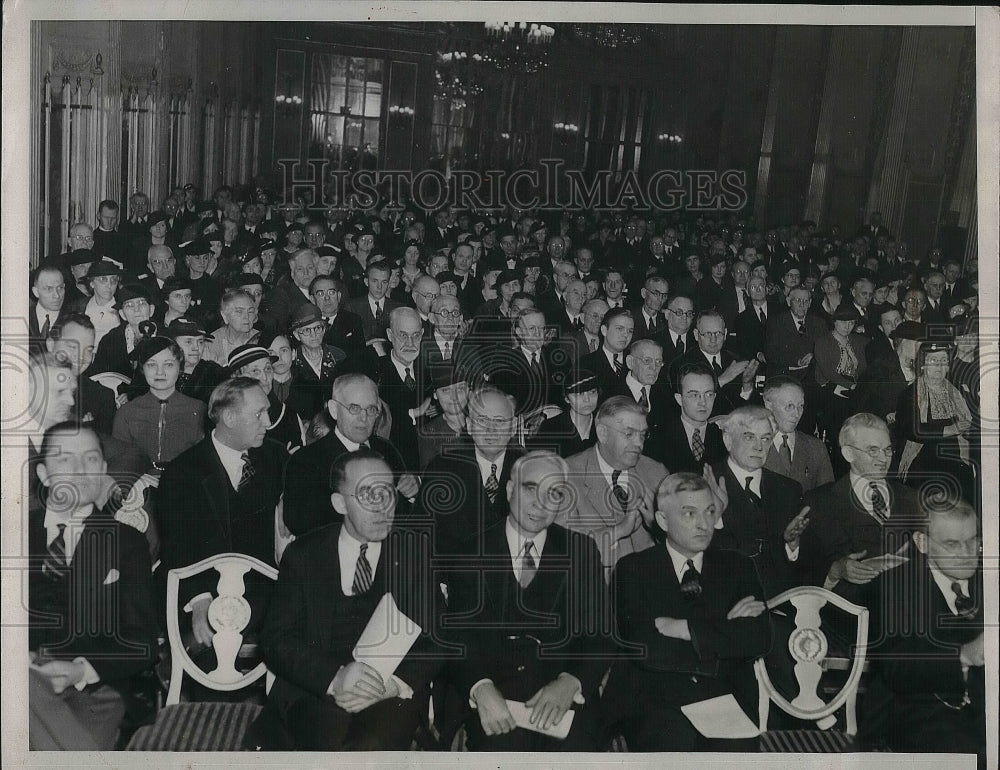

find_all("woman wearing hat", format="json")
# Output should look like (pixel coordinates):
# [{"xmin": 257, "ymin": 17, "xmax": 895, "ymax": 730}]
[
  {"xmin": 112, "ymin": 335, "xmax": 206, "ymax": 471},
  {"xmin": 894, "ymin": 339, "xmax": 976, "ymax": 503},
  {"xmin": 165, "ymin": 317, "xmax": 226, "ymax": 403},
  {"xmin": 153, "ymin": 276, "xmax": 194, "ymax": 328},
  {"xmin": 398, "ymin": 239, "xmax": 427, "ymax": 293},
  {"xmin": 815, "ymin": 273, "xmax": 844, "ymax": 328},
  {"xmin": 281, "ymin": 222, "xmax": 304, "ymax": 257},
  {"xmin": 814, "ymin": 304, "xmax": 869, "ymax": 453},
  {"xmin": 87, "ymin": 283, "xmax": 154, "ymax": 380},
  {"xmin": 529, "ymin": 369, "xmax": 599, "ymax": 458},
  {"xmin": 73, "ymin": 260, "xmax": 122, "ymax": 348},
  {"xmin": 228, "ymin": 343, "xmax": 303, "ymax": 451},
  {"xmin": 286, "ymin": 302, "xmax": 348, "ymax": 422}
]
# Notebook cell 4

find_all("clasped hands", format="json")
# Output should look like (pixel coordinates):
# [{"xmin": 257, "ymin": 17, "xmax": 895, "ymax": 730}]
[
  {"xmin": 474, "ymin": 675, "xmax": 578, "ymax": 736},
  {"xmin": 329, "ymin": 661, "xmax": 399, "ymax": 713}
]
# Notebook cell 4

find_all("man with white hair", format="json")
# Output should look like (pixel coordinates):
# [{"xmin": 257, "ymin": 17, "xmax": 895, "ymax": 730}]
[
  {"xmin": 799, "ymin": 412, "xmax": 920, "ymax": 606},
  {"xmin": 762, "ymin": 376, "xmax": 833, "ymax": 492},
  {"xmin": 711, "ymin": 405, "xmax": 810, "ymax": 598}
]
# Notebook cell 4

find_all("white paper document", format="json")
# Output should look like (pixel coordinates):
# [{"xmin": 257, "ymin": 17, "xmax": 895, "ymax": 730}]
[
  {"xmin": 860, "ymin": 553, "xmax": 909, "ymax": 572},
  {"xmin": 505, "ymin": 700, "xmax": 575, "ymax": 739},
  {"xmin": 352, "ymin": 592, "xmax": 422, "ymax": 682},
  {"xmin": 681, "ymin": 694, "xmax": 761, "ymax": 739}
]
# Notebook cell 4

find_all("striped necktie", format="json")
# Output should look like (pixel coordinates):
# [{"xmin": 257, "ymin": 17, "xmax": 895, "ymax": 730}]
[
  {"xmin": 238, "ymin": 452, "xmax": 255, "ymax": 491},
  {"xmin": 42, "ymin": 524, "xmax": 68, "ymax": 580},
  {"xmin": 485, "ymin": 463, "xmax": 499, "ymax": 503},
  {"xmin": 352, "ymin": 543, "xmax": 373, "ymax": 594},
  {"xmin": 519, "ymin": 541, "xmax": 537, "ymax": 588}
]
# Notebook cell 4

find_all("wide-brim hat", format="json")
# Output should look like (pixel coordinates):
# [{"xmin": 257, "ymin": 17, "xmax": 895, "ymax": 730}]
[{"xmin": 228, "ymin": 344, "xmax": 277, "ymax": 374}]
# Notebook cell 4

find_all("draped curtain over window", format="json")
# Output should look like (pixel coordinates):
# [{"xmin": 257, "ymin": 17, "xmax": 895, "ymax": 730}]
[
  {"xmin": 583, "ymin": 83, "xmax": 649, "ymax": 180},
  {"xmin": 309, "ymin": 54, "xmax": 383, "ymax": 172}
]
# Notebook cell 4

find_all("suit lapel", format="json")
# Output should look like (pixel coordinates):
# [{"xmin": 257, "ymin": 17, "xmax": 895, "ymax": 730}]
[
  {"xmin": 201, "ymin": 442, "xmax": 232, "ymax": 543},
  {"xmin": 582, "ymin": 450, "xmax": 615, "ymax": 527}
]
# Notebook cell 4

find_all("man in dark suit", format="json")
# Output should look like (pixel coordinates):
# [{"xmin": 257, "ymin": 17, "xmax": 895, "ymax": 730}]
[
  {"xmin": 733, "ymin": 274, "xmax": 778, "ymax": 361},
  {"xmin": 764, "ymin": 287, "xmax": 825, "ymax": 379},
  {"xmin": 940, "ymin": 259, "xmax": 971, "ymax": 312},
  {"xmin": 548, "ymin": 278, "xmax": 587, "ymax": 335},
  {"xmin": 488, "ymin": 307, "xmax": 569, "ymax": 417},
  {"xmin": 311, "ymin": 275, "xmax": 365, "ymax": 361},
  {"xmin": 921, "ymin": 271, "xmax": 950, "ymax": 328},
  {"xmin": 46, "ymin": 314, "xmax": 116, "ymax": 435},
  {"xmin": 579, "ymin": 307, "xmax": 633, "ymax": 395},
  {"xmin": 29, "ymin": 423, "xmax": 159, "ymax": 750},
  {"xmin": 798, "ymin": 412, "xmax": 920, "ymax": 607},
  {"xmin": 761, "ymin": 376, "xmax": 834, "ymax": 493},
  {"xmin": 711, "ymin": 405, "xmax": 810, "ymax": 598},
  {"xmin": 442, "ymin": 451, "xmax": 614, "ymax": 751},
  {"xmin": 659, "ymin": 294, "xmax": 697, "ymax": 373},
  {"xmin": 342, "ymin": 261, "xmax": 401, "ymax": 342},
  {"xmin": 419, "ymin": 294, "xmax": 480, "ymax": 377},
  {"xmin": 29, "ymin": 263, "xmax": 70, "ymax": 356},
  {"xmin": 669, "ymin": 310, "xmax": 759, "ymax": 414},
  {"xmin": 135, "ymin": 243, "xmax": 176, "ymax": 309},
  {"xmin": 658, "ymin": 366, "xmax": 726, "ymax": 473},
  {"xmin": 258, "ymin": 450, "xmax": 442, "ymax": 750},
  {"xmin": 631, "ymin": 275, "xmax": 670, "ymax": 342},
  {"xmin": 416, "ymin": 385, "xmax": 523, "ymax": 557},
  {"xmin": 865, "ymin": 305, "xmax": 901, "ymax": 368},
  {"xmin": 718, "ymin": 260, "xmax": 751, "ymax": 333},
  {"xmin": 259, "ymin": 248, "xmax": 317, "ymax": 336},
  {"xmin": 860, "ymin": 498, "xmax": 984, "ymax": 763},
  {"xmin": 604, "ymin": 471, "xmax": 772, "ymax": 752},
  {"xmin": 281, "ymin": 373, "xmax": 418, "ymax": 537},
  {"xmin": 157, "ymin": 378, "xmax": 289, "ymax": 650}
]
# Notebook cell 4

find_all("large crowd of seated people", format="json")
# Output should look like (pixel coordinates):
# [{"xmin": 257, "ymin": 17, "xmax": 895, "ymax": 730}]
[{"xmin": 25, "ymin": 181, "xmax": 984, "ymax": 761}]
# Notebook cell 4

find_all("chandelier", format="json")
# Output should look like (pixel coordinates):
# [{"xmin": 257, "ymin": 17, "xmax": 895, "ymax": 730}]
[
  {"xmin": 434, "ymin": 49, "xmax": 486, "ymax": 108},
  {"xmin": 570, "ymin": 24, "xmax": 643, "ymax": 48},
  {"xmin": 482, "ymin": 22, "xmax": 555, "ymax": 73}
]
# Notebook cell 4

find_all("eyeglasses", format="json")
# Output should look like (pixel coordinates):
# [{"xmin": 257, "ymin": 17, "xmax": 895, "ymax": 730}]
[
  {"xmin": 333, "ymin": 399, "xmax": 380, "ymax": 417},
  {"xmin": 434, "ymin": 309, "xmax": 463, "ymax": 319},
  {"xmin": 844, "ymin": 444, "xmax": 894, "ymax": 459},
  {"xmin": 313, "ymin": 289, "xmax": 339, "ymax": 299},
  {"xmin": 645, "ymin": 289, "xmax": 668, "ymax": 298},
  {"xmin": 698, "ymin": 330, "xmax": 726, "ymax": 339},
  {"xmin": 603, "ymin": 425, "xmax": 649, "ymax": 442},
  {"xmin": 634, "ymin": 356, "xmax": 664, "ymax": 368},
  {"xmin": 392, "ymin": 330, "xmax": 424, "ymax": 344},
  {"xmin": 296, "ymin": 324, "xmax": 326, "ymax": 336},
  {"xmin": 349, "ymin": 483, "xmax": 397, "ymax": 507},
  {"xmin": 415, "ymin": 290, "xmax": 440, "ymax": 301},
  {"xmin": 470, "ymin": 414, "xmax": 514, "ymax": 430},
  {"xmin": 669, "ymin": 308, "xmax": 695, "ymax": 318}
]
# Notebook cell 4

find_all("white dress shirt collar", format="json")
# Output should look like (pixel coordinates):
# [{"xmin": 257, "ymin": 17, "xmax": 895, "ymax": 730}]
[
  {"xmin": 849, "ymin": 472, "xmax": 890, "ymax": 519},
  {"xmin": 595, "ymin": 446, "xmax": 627, "ymax": 490},
  {"xmin": 625, "ymin": 373, "xmax": 647, "ymax": 403},
  {"xmin": 335, "ymin": 427, "xmax": 364, "ymax": 452},
  {"xmin": 212, "ymin": 430, "xmax": 247, "ymax": 489},
  {"xmin": 43, "ymin": 503, "xmax": 96, "ymax": 564},
  {"xmin": 927, "ymin": 562, "xmax": 970, "ymax": 616},
  {"xmin": 664, "ymin": 539, "xmax": 704, "ymax": 582},
  {"xmin": 505, "ymin": 517, "xmax": 548, "ymax": 582},
  {"xmin": 337, "ymin": 525, "xmax": 382, "ymax": 596},
  {"xmin": 389, "ymin": 352, "xmax": 414, "ymax": 383},
  {"xmin": 728, "ymin": 458, "xmax": 761, "ymax": 497},
  {"xmin": 475, "ymin": 449, "xmax": 506, "ymax": 485},
  {"xmin": 772, "ymin": 431, "xmax": 796, "ymax": 455}
]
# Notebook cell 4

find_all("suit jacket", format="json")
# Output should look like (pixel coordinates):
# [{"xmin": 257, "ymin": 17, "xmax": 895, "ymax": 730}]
[
  {"xmin": 261, "ymin": 523, "xmax": 441, "ymax": 720},
  {"xmin": 372, "ymin": 354, "xmax": 428, "ymax": 472},
  {"xmin": 529, "ymin": 411, "xmax": 597, "ymax": 459},
  {"xmin": 718, "ymin": 285, "xmax": 751, "ymax": 333},
  {"xmin": 260, "ymin": 276, "xmax": 313, "ymax": 336},
  {"xmin": 487, "ymin": 343, "xmax": 570, "ymax": 416},
  {"xmin": 669, "ymin": 347, "xmax": 751, "ymax": 415},
  {"xmin": 861, "ymin": 552, "xmax": 984, "ymax": 753},
  {"xmin": 764, "ymin": 310, "xmax": 826, "ymax": 379},
  {"xmin": 608, "ymin": 544, "xmax": 771, "ymax": 711},
  {"xmin": 856, "ymin": 352, "xmax": 909, "ymax": 423},
  {"xmin": 658, "ymin": 329, "xmax": 696, "ymax": 372},
  {"xmin": 865, "ymin": 329, "xmax": 895, "ymax": 368},
  {"xmin": 28, "ymin": 498, "xmax": 159, "ymax": 685},
  {"xmin": 579, "ymin": 348, "xmax": 627, "ymax": 394},
  {"xmin": 322, "ymin": 309, "xmax": 366, "ymax": 360},
  {"xmin": 734, "ymin": 302, "xmax": 777, "ymax": 360},
  {"xmin": 415, "ymin": 441, "xmax": 524, "ymax": 557},
  {"xmin": 28, "ymin": 302, "xmax": 70, "ymax": 356},
  {"xmin": 444, "ymin": 520, "xmax": 613, "ymax": 703},
  {"xmin": 78, "ymin": 376, "xmax": 117, "ymax": 435},
  {"xmin": 657, "ymin": 414, "xmax": 726, "ymax": 474},
  {"xmin": 562, "ymin": 446, "xmax": 666, "ymax": 574},
  {"xmin": 281, "ymin": 430, "xmax": 406, "ymax": 537},
  {"xmin": 631, "ymin": 308, "xmax": 669, "ymax": 343},
  {"xmin": 342, "ymin": 296, "xmax": 401, "ymax": 342},
  {"xmin": 799, "ymin": 475, "xmax": 920, "ymax": 604},
  {"xmin": 157, "ymin": 435, "xmax": 288, "ymax": 606},
  {"xmin": 286, "ymin": 345, "xmax": 347, "ymax": 422},
  {"xmin": 763, "ymin": 430, "xmax": 834, "ymax": 493},
  {"xmin": 87, "ymin": 322, "xmax": 136, "ymax": 380},
  {"xmin": 711, "ymin": 461, "xmax": 803, "ymax": 598}
]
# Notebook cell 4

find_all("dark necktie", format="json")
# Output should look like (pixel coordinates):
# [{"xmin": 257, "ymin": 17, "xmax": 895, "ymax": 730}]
[
  {"xmin": 40, "ymin": 313, "xmax": 51, "ymax": 338},
  {"xmin": 796, "ymin": 319, "xmax": 805, "ymax": 336},
  {"xmin": 519, "ymin": 541, "xmax": 537, "ymax": 588},
  {"xmin": 676, "ymin": 336, "xmax": 684, "ymax": 354},
  {"xmin": 711, "ymin": 357, "xmax": 723, "ymax": 377},
  {"xmin": 691, "ymin": 428, "xmax": 705, "ymax": 461},
  {"xmin": 780, "ymin": 434, "xmax": 792, "ymax": 466},
  {"xmin": 238, "ymin": 452, "xmax": 255, "ymax": 491},
  {"xmin": 530, "ymin": 351, "xmax": 542, "ymax": 376},
  {"xmin": 573, "ymin": 316, "xmax": 583, "ymax": 330},
  {"xmin": 869, "ymin": 482, "xmax": 888, "ymax": 523},
  {"xmin": 638, "ymin": 386, "xmax": 649, "ymax": 410},
  {"xmin": 648, "ymin": 314, "xmax": 657, "ymax": 331},
  {"xmin": 374, "ymin": 302, "xmax": 383, "ymax": 323},
  {"xmin": 484, "ymin": 463, "xmax": 499, "ymax": 503},
  {"xmin": 758, "ymin": 306, "xmax": 766, "ymax": 324},
  {"xmin": 613, "ymin": 355, "xmax": 624, "ymax": 375},
  {"xmin": 611, "ymin": 470, "xmax": 629, "ymax": 513},
  {"xmin": 952, "ymin": 582, "xmax": 975, "ymax": 617},
  {"xmin": 744, "ymin": 476, "xmax": 762, "ymax": 507},
  {"xmin": 404, "ymin": 367, "xmax": 416, "ymax": 389},
  {"xmin": 42, "ymin": 523, "xmax": 68, "ymax": 580},
  {"xmin": 680, "ymin": 559, "xmax": 702, "ymax": 598},
  {"xmin": 352, "ymin": 543, "xmax": 373, "ymax": 595}
]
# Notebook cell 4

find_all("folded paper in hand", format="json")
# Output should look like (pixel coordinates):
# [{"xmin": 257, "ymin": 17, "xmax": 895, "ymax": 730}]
[
  {"xmin": 860, "ymin": 553, "xmax": 909, "ymax": 572},
  {"xmin": 681, "ymin": 694, "xmax": 761, "ymax": 739},
  {"xmin": 505, "ymin": 700, "xmax": 574, "ymax": 739},
  {"xmin": 352, "ymin": 592, "xmax": 422, "ymax": 682}
]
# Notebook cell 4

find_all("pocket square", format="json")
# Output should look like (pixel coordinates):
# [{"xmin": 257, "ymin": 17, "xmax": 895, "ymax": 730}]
[{"xmin": 103, "ymin": 568, "xmax": 120, "ymax": 585}]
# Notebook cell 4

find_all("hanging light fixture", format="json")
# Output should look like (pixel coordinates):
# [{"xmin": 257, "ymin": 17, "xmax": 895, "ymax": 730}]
[{"xmin": 482, "ymin": 22, "xmax": 555, "ymax": 73}]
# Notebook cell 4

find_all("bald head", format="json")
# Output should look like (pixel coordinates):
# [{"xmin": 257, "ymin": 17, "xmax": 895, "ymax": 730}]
[{"xmin": 147, "ymin": 244, "xmax": 176, "ymax": 280}]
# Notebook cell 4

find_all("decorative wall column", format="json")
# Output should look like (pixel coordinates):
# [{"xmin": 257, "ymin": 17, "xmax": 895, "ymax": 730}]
[
  {"xmin": 865, "ymin": 27, "xmax": 919, "ymax": 233},
  {"xmin": 753, "ymin": 32, "xmax": 783, "ymax": 227},
  {"xmin": 804, "ymin": 28, "xmax": 846, "ymax": 225}
]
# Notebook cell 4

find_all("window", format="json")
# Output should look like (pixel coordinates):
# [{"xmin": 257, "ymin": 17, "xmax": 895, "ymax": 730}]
[
  {"xmin": 583, "ymin": 84, "xmax": 649, "ymax": 180},
  {"xmin": 309, "ymin": 55, "xmax": 383, "ymax": 172}
]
